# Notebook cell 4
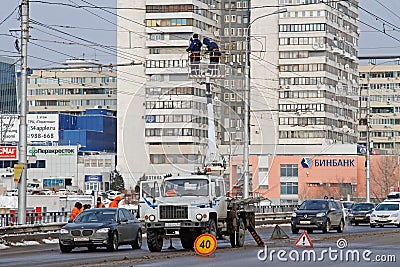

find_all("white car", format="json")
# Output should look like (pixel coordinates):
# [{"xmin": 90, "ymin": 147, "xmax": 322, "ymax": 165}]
[
  {"xmin": 6, "ymin": 189, "xmax": 18, "ymax": 196},
  {"xmin": 57, "ymin": 189, "xmax": 71, "ymax": 195},
  {"xmin": 106, "ymin": 190, "xmax": 123, "ymax": 200},
  {"xmin": 370, "ymin": 202, "xmax": 400, "ymax": 228},
  {"xmin": 41, "ymin": 189, "xmax": 53, "ymax": 195}
]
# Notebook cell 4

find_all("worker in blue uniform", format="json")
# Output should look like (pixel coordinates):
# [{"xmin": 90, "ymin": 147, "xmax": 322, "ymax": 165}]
[
  {"xmin": 186, "ymin": 33, "xmax": 202, "ymax": 74},
  {"xmin": 203, "ymin": 37, "xmax": 221, "ymax": 75}
]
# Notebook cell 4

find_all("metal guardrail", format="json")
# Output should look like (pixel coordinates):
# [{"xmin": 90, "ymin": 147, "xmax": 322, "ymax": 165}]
[
  {"xmin": 0, "ymin": 222, "xmax": 66, "ymax": 236},
  {"xmin": 255, "ymin": 212, "xmax": 292, "ymax": 225},
  {"xmin": 0, "ymin": 205, "xmax": 296, "ymax": 236},
  {"xmin": 0, "ymin": 212, "xmax": 69, "ymax": 227},
  {"xmin": 255, "ymin": 205, "xmax": 298, "ymax": 213}
]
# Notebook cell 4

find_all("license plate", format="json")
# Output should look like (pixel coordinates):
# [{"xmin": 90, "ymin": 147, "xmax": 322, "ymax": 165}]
[
  {"xmin": 299, "ymin": 221, "xmax": 311, "ymax": 224},
  {"xmin": 74, "ymin": 237, "xmax": 89, "ymax": 242},
  {"xmin": 165, "ymin": 222, "xmax": 180, "ymax": 227},
  {"xmin": 378, "ymin": 218, "xmax": 388, "ymax": 222},
  {"xmin": 355, "ymin": 217, "xmax": 364, "ymax": 220}
]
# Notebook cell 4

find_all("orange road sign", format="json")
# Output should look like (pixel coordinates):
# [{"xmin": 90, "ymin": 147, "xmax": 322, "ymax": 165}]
[
  {"xmin": 194, "ymin": 233, "xmax": 217, "ymax": 256},
  {"xmin": 294, "ymin": 231, "xmax": 313, "ymax": 248},
  {"xmin": 13, "ymin": 164, "xmax": 23, "ymax": 183}
]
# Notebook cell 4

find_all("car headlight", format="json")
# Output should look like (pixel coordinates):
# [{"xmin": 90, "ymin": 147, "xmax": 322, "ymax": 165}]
[
  {"xmin": 149, "ymin": 214, "xmax": 156, "ymax": 221},
  {"xmin": 366, "ymin": 213, "xmax": 371, "ymax": 217},
  {"xmin": 96, "ymin": 228, "xmax": 110, "ymax": 233},
  {"xmin": 291, "ymin": 212, "xmax": 297, "ymax": 218},
  {"xmin": 348, "ymin": 214, "xmax": 354, "ymax": 217},
  {"xmin": 316, "ymin": 212, "xmax": 326, "ymax": 217},
  {"xmin": 390, "ymin": 213, "xmax": 399, "ymax": 218},
  {"xmin": 196, "ymin": 213, "xmax": 203, "ymax": 221},
  {"xmin": 60, "ymin": 229, "xmax": 69, "ymax": 234},
  {"xmin": 371, "ymin": 213, "xmax": 377, "ymax": 218}
]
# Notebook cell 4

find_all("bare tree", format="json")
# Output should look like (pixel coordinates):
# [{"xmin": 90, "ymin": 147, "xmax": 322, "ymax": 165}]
[{"xmin": 370, "ymin": 156, "xmax": 399, "ymax": 202}]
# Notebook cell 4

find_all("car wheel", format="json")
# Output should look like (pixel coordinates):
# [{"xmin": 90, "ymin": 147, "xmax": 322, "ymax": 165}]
[
  {"xmin": 379, "ymin": 224, "xmax": 384, "ymax": 228},
  {"xmin": 322, "ymin": 220, "xmax": 330, "ymax": 233},
  {"xmin": 397, "ymin": 223, "xmax": 400, "ymax": 228},
  {"xmin": 306, "ymin": 229, "xmax": 313, "ymax": 234},
  {"xmin": 337, "ymin": 219, "xmax": 344, "ymax": 233},
  {"xmin": 354, "ymin": 222, "xmax": 359, "ymax": 226},
  {"xmin": 107, "ymin": 231, "xmax": 119, "ymax": 251},
  {"xmin": 291, "ymin": 227, "xmax": 299, "ymax": 234},
  {"xmin": 87, "ymin": 245, "xmax": 97, "ymax": 251},
  {"xmin": 370, "ymin": 224, "xmax": 376, "ymax": 228},
  {"xmin": 131, "ymin": 229, "xmax": 142, "ymax": 249},
  {"xmin": 59, "ymin": 244, "xmax": 73, "ymax": 253}
]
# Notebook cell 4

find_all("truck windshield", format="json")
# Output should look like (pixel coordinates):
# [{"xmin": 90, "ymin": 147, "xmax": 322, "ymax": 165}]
[{"xmin": 163, "ymin": 179, "xmax": 209, "ymax": 197}]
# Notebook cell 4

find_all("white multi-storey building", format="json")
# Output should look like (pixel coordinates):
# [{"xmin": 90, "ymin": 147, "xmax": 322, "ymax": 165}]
[
  {"xmin": 359, "ymin": 64, "xmax": 400, "ymax": 154},
  {"xmin": 117, "ymin": 1, "xmax": 221, "ymax": 189},
  {"xmin": 250, "ymin": 0, "xmax": 359, "ymax": 154},
  {"xmin": 28, "ymin": 59, "xmax": 117, "ymax": 114}
]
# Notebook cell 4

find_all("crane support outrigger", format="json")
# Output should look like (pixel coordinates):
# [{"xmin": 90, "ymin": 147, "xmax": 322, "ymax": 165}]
[{"xmin": 138, "ymin": 44, "xmax": 264, "ymax": 252}]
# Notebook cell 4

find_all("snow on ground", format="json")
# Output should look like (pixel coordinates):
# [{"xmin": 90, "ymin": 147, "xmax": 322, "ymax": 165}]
[
  {"xmin": 10, "ymin": 242, "xmax": 27, "ymax": 246},
  {"xmin": 0, "ymin": 244, "xmax": 10, "ymax": 249},
  {"xmin": 42, "ymin": 238, "xmax": 59, "ymax": 244},
  {"xmin": 0, "ymin": 196, "xmax": 18, "ymax": 208},
  {"xmin": 10, "ymin": 240, "xmax": 40, "ymax": 246}
]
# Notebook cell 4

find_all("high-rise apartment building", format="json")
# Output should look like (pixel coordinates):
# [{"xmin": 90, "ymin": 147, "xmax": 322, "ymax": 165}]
[
  {"xmin": 359, "ymin": 64, "xmax": 400, "ymax": 154},
  {"xmin": 27, "ymin": 59, "xmax": 117, "ymax": 114},
  {"xmin": 220, "ymin": 0, "xmax": 249, "ymax": 152},
  {"xmin": 250, "ymin": 0, "xmax": 359, "ymax": 152},
  {"xmin": 117, "ymin": 1, "xmax": 221, "ymax": 188}
]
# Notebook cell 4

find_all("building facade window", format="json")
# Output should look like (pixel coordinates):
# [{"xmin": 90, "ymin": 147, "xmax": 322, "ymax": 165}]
[{"xmin": 280, "ymin": 182, "xmax": 298, "ymax": 195}]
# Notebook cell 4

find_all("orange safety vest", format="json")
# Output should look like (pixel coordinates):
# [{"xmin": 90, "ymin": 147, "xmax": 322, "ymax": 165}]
[
  {"xmin": 95, "ymin": 202, "xmax": 105, "ymax": 208},
  {"xmin": 70, "ymin": 207, "xmax": 81, "ymax": 220}
]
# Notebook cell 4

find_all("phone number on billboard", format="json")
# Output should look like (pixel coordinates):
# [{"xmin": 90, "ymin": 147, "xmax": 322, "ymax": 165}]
[{"xmin": 29, "ymin": 133, "xmax": 54, "ymax": 139}]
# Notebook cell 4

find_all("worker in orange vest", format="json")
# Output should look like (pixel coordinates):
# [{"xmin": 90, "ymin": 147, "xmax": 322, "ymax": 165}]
[
  {"xmin": 70, "ymin": 202, "xmax": 83, "ymax": 221},
  {"xmin": 108, "ymin": 195, "xmax": 122, "ymax": 208},
  {"xmin": 95, "ymin": 197, "xmax": 105, "ymax": 208}
]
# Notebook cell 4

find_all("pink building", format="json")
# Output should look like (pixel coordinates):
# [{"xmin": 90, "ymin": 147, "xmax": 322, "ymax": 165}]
[{"xmin": 230, "ymin": 155, "xmax": 400, "ymax": 204}]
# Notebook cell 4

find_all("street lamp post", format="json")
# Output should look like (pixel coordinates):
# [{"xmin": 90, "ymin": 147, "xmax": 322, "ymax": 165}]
[{"xmin": 243, "ymin": 8, "xmax": 287, "ymax": 199}]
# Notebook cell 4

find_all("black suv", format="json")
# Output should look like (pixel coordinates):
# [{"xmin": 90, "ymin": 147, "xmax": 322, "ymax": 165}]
[
  {"xmin": 348, "ymin": 202, "xmax": 375, "ymax": 225},
  {"xmin": 291, "ymin": 199, "xmax": 345, "ymax": 234}
]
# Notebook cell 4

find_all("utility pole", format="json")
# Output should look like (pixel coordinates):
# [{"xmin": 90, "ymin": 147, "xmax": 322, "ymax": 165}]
[
  {"xmin": 17, "ymin": 0, "xmax": 29, "ymax": 225},
  {"xmin": 243, "ymin": 8, "xmax": 287, "ymax": 199},
  {"xmin": 366, "ymin": 74, "xmax": 371, "ymax": 203}
]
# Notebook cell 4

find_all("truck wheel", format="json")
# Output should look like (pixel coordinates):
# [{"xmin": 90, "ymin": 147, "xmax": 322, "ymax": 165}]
[
  {"xmin": 147, "ymin": 229, "xmax": 163, "ymax": 252},
  {"xmin": 230, "ymin": 218, "xmax": 245, "ymax": 248},
  {"xmin": 180, "ymin": 229, "xmax": 197, "ymax": 250},
  {"xmin": 207, "ymin": 218, "xmax": 217, "ymax": 237}
]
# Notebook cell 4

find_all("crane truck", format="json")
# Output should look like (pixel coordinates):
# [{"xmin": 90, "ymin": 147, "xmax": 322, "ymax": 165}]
[{"xmin": 139, "ymin": 50, "xmax": 264, "ymax": 252}]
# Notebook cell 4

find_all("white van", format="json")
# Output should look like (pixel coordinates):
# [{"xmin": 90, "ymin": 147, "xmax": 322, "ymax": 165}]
[{"xmin": 370, "ymin": 202, "xmax": 400, "ymax": 228}]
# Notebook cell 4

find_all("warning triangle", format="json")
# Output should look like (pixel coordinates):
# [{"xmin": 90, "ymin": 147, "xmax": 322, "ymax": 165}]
[
  {"xmin": 294, "ymin": 231, "xmax": 313, "ymax": 248},
  {"xmin": 270, "ymin": 225, "xmax": 289, "ymax": 239}
]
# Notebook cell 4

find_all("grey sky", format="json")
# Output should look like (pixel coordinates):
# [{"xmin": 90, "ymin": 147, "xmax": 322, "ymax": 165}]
[{"xmin": 0, "ymin": 0, "xmax": 399, "ymax": 68}]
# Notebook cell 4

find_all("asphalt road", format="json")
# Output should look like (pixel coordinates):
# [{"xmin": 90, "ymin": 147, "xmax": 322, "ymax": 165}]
[{"xmin": 1, "ymin": 224, "xmax": 399, "ymax": 267}]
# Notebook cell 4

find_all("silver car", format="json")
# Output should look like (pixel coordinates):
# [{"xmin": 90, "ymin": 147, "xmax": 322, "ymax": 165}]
[{"xmin": 59, "ymin": 208, "xmax": 142, "ymax": 252}]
